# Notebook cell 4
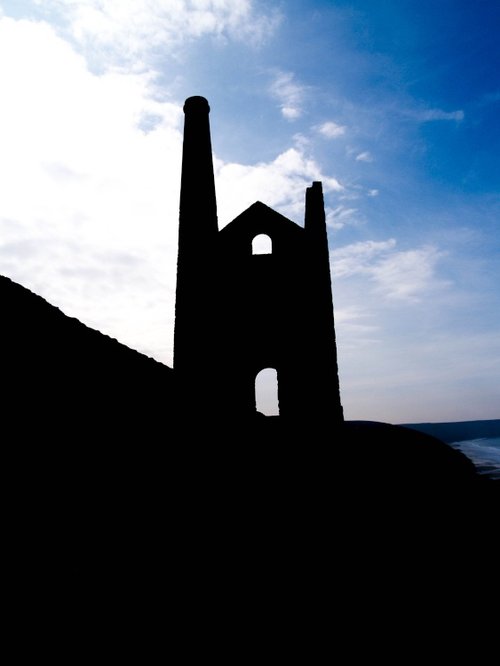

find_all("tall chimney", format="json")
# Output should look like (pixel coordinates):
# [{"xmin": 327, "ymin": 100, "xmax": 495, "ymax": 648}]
[
  {"xmin": 178, "ymin": 96, "xmax": 218, "ymax": 243},
  {"xmin": 304, "ymin": 181, "xmax": 344, "ymax": 422},
  {"xmin": 174, "ymin": 96, "xmax": 218, "ymax": 387}
]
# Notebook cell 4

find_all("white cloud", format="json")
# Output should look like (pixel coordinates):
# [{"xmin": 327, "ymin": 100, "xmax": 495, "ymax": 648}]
[
  {"xmin": 326, "ymin": 206, "xmax": 358, "ymax": 230},
  {"xmin": 368, "ymin": 189, "xmax": 379, "ymax": 197},
  {"xmin": 331, "ymin": 239, "xmax": 448, "ymax": 302},
  {"xmin": 269, "ymin": 71, "xmax": 307, "ymax": 121},
  {"xmin": 370, "ymin": 246, "xmax": 449, "ymax": 300},
  {"xmin": 216, "ymin": 148, "xmax": 343, "ymax": 225},
  {"xmin": 282, "ymin": 106, "xmax": 302, "ymax": 120},
  {"xmin": 334, "ymin": 306, "xmax": 379, "ymax": 337},
  {"xmin": 34, "ymin": 0, "xmax": 280, "ymax": 66},
  {"xmin": 292, "ymin": 133, "xmax": 311, "ymax": 149},
  {"xmin": 331, "ymin": 239, "xmax": 397, "ymax": 277},
  {"xmin": 317, "ymin": 121, "xmax": 346, "ymax": 139},
  {"xmin": 355, "ymin": 151, "xmax": 373, "ymax": 162}
]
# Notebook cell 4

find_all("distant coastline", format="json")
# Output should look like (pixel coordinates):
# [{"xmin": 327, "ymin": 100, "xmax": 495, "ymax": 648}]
[
  {"xmin": 400, "ymin": 419, "xmax": 500, "ymax": 443},
  {"xmin": 448, "ymin": 437, "xmax": 500, "ymax": 481},
  {"xmin": 401, "ymin": 420, "xmax": 500, "ymax": 481}
]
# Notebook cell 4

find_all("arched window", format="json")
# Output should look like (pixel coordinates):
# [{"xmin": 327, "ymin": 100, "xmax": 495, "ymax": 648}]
[
  {"xmin": 252, "ymin": 234, "xmax": 272, "ymax": 255},
  {"xmin": 255, "ymin": 368, "xmax": 279, "ymax": 415}
]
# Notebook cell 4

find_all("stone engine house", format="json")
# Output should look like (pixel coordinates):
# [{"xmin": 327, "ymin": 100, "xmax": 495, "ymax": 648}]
[{"xmin": 174, "ymin": 96, "xmax": 343, "ymax": 422}]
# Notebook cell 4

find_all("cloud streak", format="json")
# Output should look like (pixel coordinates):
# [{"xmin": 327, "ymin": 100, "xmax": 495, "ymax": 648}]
[
  {"xmin": 405, "ymin": 107, "xmax": 465, "ymax": 123},
  {"xmin": 269, "ymin": 70, "xmax": 308, "ymax": 120},
  {"xmin": 355, "ymin": 151, "xmax": 373, "ymax": 163},
  {"xmin": 331, "ymin": 239, "xmax": 449, "ymax": 302},
  {"xmin": 326, "ymin": 206, "xmax": 359, "ymax": 230}
]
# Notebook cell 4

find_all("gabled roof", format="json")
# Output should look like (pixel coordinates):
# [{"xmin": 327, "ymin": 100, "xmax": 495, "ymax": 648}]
[{"xmin": 219, "ymin": 201, "xmax": 303, "ymax": 240}]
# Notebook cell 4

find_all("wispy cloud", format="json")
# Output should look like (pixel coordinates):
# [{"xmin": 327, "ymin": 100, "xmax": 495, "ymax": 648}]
[
  {"xmin": 35, "ymin": 0, "xmax": 280, "ymax": 67},
  {"xmin": 269, "ymin": 70, "xmax": 307, "ymax": 121},
  {"xmin": 422, "ymin": 108, "xmax": 464, "ymax": 121},
  {"xmin": 370, "ymin": 246, "xmax": 449, "ymax": 300},
  {"xmin": 331, "ymin": 240, "xmax": 448, "ymax": 302},
  {"xmin": 316, "ymin": 121, "xmax": 346, "ymax": 139},
  {"xmin": 326, "ymin": 206, "xmax": 358, "ymax": 230},
  {"xmin": 406, "ymin": 107, "xmax": 465, "ymax": 123},
  {"xmin": 334, "ymin": 306, "xmax": 380, "ymax": 346},
  {"xmin": 476, "ymin": 90, "xmax": 500, "ymax": 107},
  {"xmin": 332, "ymin": 240, "xmax": 397, "ymax": 277},
  {"xmin": 355, "ymin": 151, "xmax": 373, "ymax": 162}
]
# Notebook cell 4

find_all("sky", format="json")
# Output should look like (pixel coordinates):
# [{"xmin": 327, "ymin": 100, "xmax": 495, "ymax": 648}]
[{"xmin": 0, "ymin": 0, "xmax": 499, "ymax": 423}]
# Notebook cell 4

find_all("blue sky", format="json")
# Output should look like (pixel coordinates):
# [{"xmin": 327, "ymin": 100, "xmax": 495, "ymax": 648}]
[{"xmin": 0, "ymin": 0, "xmax": 498, "ymax": 422}]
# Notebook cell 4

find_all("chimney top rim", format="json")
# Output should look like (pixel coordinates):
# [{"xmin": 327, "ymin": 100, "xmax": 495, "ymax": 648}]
[{"xmin": 184, "ymin": 96, "xmax": 210, "ymax": 114}]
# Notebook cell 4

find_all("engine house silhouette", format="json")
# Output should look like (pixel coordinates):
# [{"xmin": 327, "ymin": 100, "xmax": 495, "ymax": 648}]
[{"xmin": 174, "ymin": 96, "xmax": 343, "ymax": 422}]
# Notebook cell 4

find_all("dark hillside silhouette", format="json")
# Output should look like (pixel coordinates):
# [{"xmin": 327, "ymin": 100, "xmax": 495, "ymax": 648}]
[
  {"xmin": 2, "ymin": 257, "xmax": 498, "ymax": 651},
  {"xmin": 1, "ymin": 274, "xmax": 175, "ymax": 439}
]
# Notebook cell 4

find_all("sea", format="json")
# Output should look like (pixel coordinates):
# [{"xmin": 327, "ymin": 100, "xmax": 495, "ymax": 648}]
[{"xmin": 448, "ymin": 438, "xmax": 500, "ymax": 480}]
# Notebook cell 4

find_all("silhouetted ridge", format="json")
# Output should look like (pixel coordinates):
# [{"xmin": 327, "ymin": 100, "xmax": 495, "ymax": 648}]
[
  {"xmin": 1, "ymin": 274, "xmax": 166, "ymax": 362},
  {"xmin": 1, "ymin": 274, "xmax": 174, "ymax": 438}
]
